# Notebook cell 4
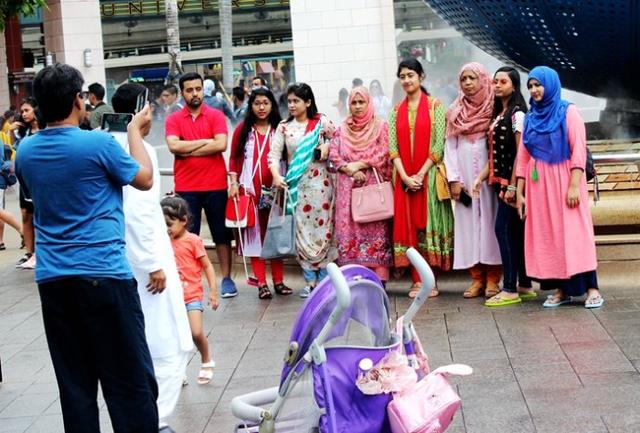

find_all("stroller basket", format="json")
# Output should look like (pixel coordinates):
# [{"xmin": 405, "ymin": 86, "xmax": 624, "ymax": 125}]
[{"xmin": 232, "ymin": 248, "xmax": 438, "ymax": 433}]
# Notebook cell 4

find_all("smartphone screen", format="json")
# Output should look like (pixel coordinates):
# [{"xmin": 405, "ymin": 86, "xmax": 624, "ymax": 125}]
[
  {"xmin": 135, "ymin": 88, "xmax": 149, "ymax": 113},
  {"xmin": 101, "ymin": 113, "xmax": 133, "ymax": 132}
]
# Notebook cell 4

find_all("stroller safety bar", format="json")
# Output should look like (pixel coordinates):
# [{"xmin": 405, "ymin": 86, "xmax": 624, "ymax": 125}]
[
  {"xmin": 230, "ymin": 386, "xmax": 279, "ymax": 424},
  {"xmin": 314, "ymin": 262, "xmax": 352, "ymax": 347},
  {"xmin": 403, "ymin": 248, "xmax": 435, "ymax": 324}
]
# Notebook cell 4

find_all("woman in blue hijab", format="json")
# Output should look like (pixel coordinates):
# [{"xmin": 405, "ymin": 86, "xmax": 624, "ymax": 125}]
[{"xmin": 515, "ymin": 66, "xmax": 602, "ymax": 308}]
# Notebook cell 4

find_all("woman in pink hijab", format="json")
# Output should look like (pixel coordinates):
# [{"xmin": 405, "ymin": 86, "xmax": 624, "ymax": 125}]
[
  {"xmin": 444, "ymin": 62, "xmax": 502, "ymax": 298},
  {"xmin": 329, "ymin": 87, "xmax": 393, "ymax": 284}
]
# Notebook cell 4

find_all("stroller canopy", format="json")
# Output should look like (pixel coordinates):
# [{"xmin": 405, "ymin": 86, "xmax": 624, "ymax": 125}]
[{"xmin": 280, "ymin": 265, "xmax": 392, "ymax": 384}]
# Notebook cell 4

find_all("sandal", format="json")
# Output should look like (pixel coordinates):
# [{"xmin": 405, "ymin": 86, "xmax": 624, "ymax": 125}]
[
  {"xmin": 542, "ymin": 293, "xmax": 571, "ymax": 308},
  {"xmin": 274, "ymin": 282, "xmax": 293, "ymax": 296},
  {"xmin": 428, "ymin": 286, "xmax": 440, "ymax": 298},
  {"xmin": 258, "ymin": 284, "xmax": 273, "ymax": 300},
  {"xmin": 408, "ymin": 282, "xmax": 422, "ymax": 299},
  {"xmin": 0, "ymin": 243, "xmax": 5, "ymax": 251},
  {"xmin": 485, "ymin": 292, "xmax": 522, "ymax": 307},
  {"xmin": 585, "ymin": 292, "xmax": 604, "ymax": 309},
  {"xmin": 197, "ymin": 361, "xmax": 215, "ymax": 385},
  {"xmin": 463, "ymin": 282, "xmax": 485, "ymax": 298}
]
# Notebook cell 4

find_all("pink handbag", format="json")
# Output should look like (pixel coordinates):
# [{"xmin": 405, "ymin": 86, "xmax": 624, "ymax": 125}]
[
  {"xmin": 387, "ymin": 364, "xmax": 472, "ymax": 433},
  {"xmin": 387, "ymin": 317, "xmax": 472, "ymax": 433},
  {"xmin": 351, "ymin": 167, "xmax": 394, "ymax": 223}
]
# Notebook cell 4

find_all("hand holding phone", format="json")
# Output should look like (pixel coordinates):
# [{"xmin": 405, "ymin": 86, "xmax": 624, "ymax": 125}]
[{"xmin": 130, "ymin": 103, "xmax": 152, "ymax": 131}]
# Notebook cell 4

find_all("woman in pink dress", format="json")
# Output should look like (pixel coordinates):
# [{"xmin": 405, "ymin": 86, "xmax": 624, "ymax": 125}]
[
  {"xmin": 516, "ymin": 66, "xmax": 603, "ymax": 308},
  {"xmin": 329, "ymin": 87, "xmax": 393, "ymax": 283}
]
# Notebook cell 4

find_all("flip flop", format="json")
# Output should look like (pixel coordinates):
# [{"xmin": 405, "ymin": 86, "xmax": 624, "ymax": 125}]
[
  {"xmin": 542, "ymin": 295, "xmax": 572, "ymax": 308},
  {"xmin": 585, "ymin": 294, "xmax": 604, "ymax": 309},
  {"xmin": 485, "ymin": 294, "xmax": 522, "ymax": 307}
]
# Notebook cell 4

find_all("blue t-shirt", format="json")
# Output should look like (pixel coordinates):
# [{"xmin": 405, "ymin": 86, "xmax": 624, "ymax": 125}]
[{"xmin": 15, "ymin": 127, "xmax": 140, "ymax": 283}]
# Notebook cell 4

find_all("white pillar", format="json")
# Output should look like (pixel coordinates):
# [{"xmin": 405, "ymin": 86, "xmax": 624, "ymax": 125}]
[
  {"xmin": 290, "ymin": 0, "xmax": 397, "ymax": 123},
  {"xmin": 43, "ymin": 0, "xmax": 106, "ymax": 87},
  {"xmin": 0, "ymin": 33, "xmax": 9, "ymax": 108}
]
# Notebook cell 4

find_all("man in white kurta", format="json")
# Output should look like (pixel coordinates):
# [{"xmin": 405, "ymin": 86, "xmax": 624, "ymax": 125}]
[{"xmin": 109, "ymin": 84, "xmax": 193, "ymax": 432}]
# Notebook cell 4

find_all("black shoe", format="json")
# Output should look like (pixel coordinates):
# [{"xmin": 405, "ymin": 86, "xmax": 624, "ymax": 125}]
[{"xmin": 159, "ymin": 426, "xmax": 176, "ymax": 433}]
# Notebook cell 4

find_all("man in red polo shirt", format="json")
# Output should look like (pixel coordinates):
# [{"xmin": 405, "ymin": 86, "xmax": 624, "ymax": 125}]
[{"xmin": 165, "ymin": 72, "xmax": 237, "ymax": 297}]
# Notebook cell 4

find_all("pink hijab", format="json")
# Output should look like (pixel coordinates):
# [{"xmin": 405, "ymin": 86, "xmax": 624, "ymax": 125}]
[
  {"xmin": 341, "ymin": 86, "xmax": 382, "ymax": 150},
  {"xmin": 446, "ymin": 62, "xmax": 494, "ymax": 140}
]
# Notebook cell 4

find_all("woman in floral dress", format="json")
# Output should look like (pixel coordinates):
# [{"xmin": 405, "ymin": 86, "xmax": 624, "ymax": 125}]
[
  {"xmin": 329, "ymin": 87, "xmax": 393, "ymax": 284},
  {"xmin": 269, "ymin": 83, "xmax": 336, "ymax": 298}
]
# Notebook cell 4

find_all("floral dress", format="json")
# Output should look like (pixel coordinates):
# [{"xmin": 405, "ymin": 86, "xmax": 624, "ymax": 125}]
[
  {"xmin": 268, "ymin": 116, "xmax": 338, "ymax": 271},
  {"xmin": 329, "ymin": 124, "xmax": 393, "ymax": 271}
]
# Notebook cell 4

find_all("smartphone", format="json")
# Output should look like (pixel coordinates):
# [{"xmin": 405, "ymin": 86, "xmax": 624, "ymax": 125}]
[
  {"xmin": 459, "ymin": 189, "xmax": 472, "ymax": 207},
  {"xmin": 135, "ymin": 88, "xmax": 149, "ymax": 113},
  {"xmin": 313, "ymin": 148, "xmax": 322, "ymax": 161},
  {"xmin": 101, "ymin": 113, "xmax": 133, "ymax": 132}
]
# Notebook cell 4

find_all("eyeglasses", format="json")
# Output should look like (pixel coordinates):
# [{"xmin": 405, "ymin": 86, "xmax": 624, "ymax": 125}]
[{"xmin": 492, "ymin": 78, "xmax": 511, "ymax": 86}]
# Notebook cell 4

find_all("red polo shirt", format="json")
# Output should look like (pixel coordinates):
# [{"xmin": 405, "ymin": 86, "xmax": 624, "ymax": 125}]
[{"xmin": 165, "ymin": 104, "xmax": 228, "ymax": 191}]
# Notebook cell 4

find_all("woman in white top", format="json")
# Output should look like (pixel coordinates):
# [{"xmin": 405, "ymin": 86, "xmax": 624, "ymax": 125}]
[{"xmin": 444, "ymin": 62, "xmax": 502, "ymax": 299}]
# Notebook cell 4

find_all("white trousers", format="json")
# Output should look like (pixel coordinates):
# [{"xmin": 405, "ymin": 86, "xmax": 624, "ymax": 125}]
[{"xmin": 154, "ymin": 351, "xmax": 189, "ymax": 427}]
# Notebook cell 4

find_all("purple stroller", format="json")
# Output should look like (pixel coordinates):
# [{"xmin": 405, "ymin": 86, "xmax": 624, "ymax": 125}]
[{"xmin": 231, "ymin": 248, "xmax": 436, "ymax": 433}]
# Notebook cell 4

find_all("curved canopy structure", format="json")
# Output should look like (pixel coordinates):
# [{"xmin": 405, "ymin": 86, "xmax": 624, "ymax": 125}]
[{"xmin": 425, "ymin": 1, "xmax": 640, "ymax": 100}]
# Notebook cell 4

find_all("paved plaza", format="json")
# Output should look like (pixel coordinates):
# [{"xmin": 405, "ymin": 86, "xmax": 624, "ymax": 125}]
[{"xmin": 1, "ymin": 225, "xmax": 640, "ymax": 432}]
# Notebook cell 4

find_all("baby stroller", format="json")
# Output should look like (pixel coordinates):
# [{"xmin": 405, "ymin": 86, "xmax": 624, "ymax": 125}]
[{"xmin": 231, "ymin": 248, "xmax": 458, "ymax": 433}]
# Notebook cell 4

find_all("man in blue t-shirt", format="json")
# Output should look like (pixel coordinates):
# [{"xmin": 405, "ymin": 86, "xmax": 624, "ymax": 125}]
[{"xmin": 15, "ymin": 64, "xmax": 158, "ymax": 432}]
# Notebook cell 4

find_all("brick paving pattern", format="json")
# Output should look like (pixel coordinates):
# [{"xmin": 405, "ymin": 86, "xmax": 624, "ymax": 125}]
[{"xmin": 2, "ymin": 254, "xmax": 640, "ymax": 433}]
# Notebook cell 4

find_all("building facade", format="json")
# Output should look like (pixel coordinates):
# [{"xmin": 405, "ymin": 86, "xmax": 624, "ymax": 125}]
[{"xmin": 3, "ymin": 1, "xmax": 481, "ymax": 120}]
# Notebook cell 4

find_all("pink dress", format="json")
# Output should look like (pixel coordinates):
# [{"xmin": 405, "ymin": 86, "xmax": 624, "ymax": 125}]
[
  {"xmin": 329, "ymin": 125, "xmax": 393, "ymax": 272},
  {"xmin": 516, "ymin": 105, "xmax": 597, "ymax": 279}
]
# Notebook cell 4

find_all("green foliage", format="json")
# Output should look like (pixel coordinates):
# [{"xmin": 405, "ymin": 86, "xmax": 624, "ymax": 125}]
[{"xmin": 0, "ymin": 0, "xmax": 47, "ymax": 31}]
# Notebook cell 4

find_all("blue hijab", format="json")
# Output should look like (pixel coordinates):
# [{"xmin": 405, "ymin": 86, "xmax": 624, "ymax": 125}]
[{"xmin": 523, "ymin": 66, "xmax": 571, "ymax": 164}]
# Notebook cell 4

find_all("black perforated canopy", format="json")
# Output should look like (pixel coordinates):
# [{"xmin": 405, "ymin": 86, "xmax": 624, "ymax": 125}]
[{"xmin": 425, "ymin": 0, "xmax": 640, "ymax": 100}]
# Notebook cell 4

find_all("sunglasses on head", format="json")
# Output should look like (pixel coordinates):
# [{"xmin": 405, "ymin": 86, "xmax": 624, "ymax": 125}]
[{"xmin": 492, "ymin": 78, "xmax": 510, "ymax": 86}]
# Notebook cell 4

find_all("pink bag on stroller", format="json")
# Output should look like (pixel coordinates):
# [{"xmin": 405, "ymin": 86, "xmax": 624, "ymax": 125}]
[
  {"xmin": 387, "ymin": 317, "xmax": 472, "ymax": 433},
  {"xmin": 387, "ymin": 363, "xmax": 472, "ymax": 433}
]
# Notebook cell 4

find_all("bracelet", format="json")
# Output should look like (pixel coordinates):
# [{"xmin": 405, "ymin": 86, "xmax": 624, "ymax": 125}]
[{"xmin": 506, "ymin": 185, "xmax": 517, "ymax": 192}]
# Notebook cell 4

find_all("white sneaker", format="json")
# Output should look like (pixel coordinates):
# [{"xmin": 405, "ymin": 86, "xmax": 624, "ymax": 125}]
[
  {"xmin": 15, "ymin": 252, "xmax": 32, "ymax": 268},
  {"xmin": 20, "ymin": 254, "xmax": 36, "ymax": 270},
  {"xmin": 299, "ymin": 285, "xmax": 313, "ymax": 299}
]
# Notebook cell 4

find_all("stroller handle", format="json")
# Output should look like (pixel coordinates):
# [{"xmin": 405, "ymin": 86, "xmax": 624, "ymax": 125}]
[
  {"xmin": 404, "ymin": 248, "xmax": 435, "ymax": 324},
  {"xmin": 230, "ymin": 386, "xmax": 279, "ymax": 425},
  {"xmin": 315, "ymin": 262, "xmax": 352, "ymax": 347}
]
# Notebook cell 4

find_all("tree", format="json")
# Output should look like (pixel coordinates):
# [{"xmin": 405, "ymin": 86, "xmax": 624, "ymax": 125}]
[
  {"xmin": 219, "ymin": 0, "xmax": 233, "ymax": 91},
  {"xmin": 1, "ymin": 0, "xmax": 44, "ymax": 107},
  {"xmin": 165, "ymin": 0, "xmax": 183, "ymax": 84},
  {"xmin": 0, "ymin": 0, "xmax": 46, "ymax": 31}
]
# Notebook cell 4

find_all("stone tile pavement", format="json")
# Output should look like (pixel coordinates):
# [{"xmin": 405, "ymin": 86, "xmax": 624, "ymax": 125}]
[{"xmin": 1, "ymin": 230, "xmax": 640, "ymax": 432}]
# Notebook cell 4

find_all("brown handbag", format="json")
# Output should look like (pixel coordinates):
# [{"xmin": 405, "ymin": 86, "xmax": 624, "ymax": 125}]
[{"xmin": 435, "ymin": 163, "xmax": 450, "ymax": 201}]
